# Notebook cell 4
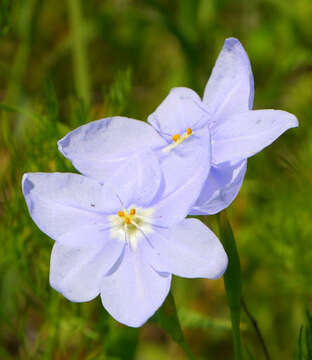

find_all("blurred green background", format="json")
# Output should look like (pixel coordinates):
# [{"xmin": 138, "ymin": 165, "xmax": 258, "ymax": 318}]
[{"xmin": 0, "ymin": 0, "xmax": 311, "ymax": 359}]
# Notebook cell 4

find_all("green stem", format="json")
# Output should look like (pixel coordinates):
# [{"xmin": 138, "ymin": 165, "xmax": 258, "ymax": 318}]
[
  {"xmin": 156, "ymin": 291, "xmax": 197, "ymax": 360},
  {"xmin": 67, "ymin": 0, "xmax": 91, "ymax": 106},
  {"xmin": 231, "ymin": 305, "xmax": 243, "ymax": 359},
  {"xmin": 218, "ymin": 211, "xmax": 244, "ymax": 360}
]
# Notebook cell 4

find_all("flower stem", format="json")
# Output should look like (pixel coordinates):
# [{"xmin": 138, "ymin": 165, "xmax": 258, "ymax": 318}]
[
  {"xmin": 218, "ymin": 211, "xmax": 244, "ymax": 360},
  {"xmin": 156, "ymin": 291, "xmax": 197, "ymax": 360},
  {"xmin": 67, "ymin": 0, "xmax": 91, "ymax": 106}
]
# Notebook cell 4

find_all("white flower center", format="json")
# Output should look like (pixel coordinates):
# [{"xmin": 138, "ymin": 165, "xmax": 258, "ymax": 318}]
[
  {"xmin": 108, "ymin": 206, "xmax": 154, "ymax": 250},
  {"xmin": 162, "ymin": 127, "xmax": 193, "ymax": 153}
]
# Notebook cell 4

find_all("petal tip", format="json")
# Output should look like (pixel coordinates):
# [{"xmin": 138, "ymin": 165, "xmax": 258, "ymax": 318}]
[
  {"xmin": 224, "ymin": 37, "xmax": 242, "ymax": 50},
  {"xmin": 211, "ymin": 250, "xmax": 229, "ymax": 280},
  {"xmin": 100, "ymin": 293, "xmax": 153, "ymax": 328},
  {"xmin": 57, "ymin": 136, "xmax": 68, "ymax": 156},
  {"xmin": 22, "ymin": 172, "xmax": 29, "ymax": 185},
  {"xmin": 289, "ymin": 114, "xmax": 299, "ymax": 128},
  {"xmin": 274, "ymin": 110, "xmax": 299, "ymax": 129},
  {"xmin": 22, "ymin": 173, "xmax": 34, "ymax": 196},
  {"xmin": 117, "ymin": 317, "xmax": 148, "ymax": 328}
]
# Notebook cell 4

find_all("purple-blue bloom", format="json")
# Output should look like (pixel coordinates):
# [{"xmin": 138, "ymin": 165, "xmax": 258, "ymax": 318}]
[
  {"xmin": 22, "ymin": 169, "xmax": 227, "ymax": 327},
  {"xmin": 148, "ymin": 38, "xmax": 298, "ymax": 215},
  {"xmin": 21, "ymin": 36, "xmax": 298, "ymax": 328}
]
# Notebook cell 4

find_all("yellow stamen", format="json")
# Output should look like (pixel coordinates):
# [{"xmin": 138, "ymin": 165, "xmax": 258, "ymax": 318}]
[
  {"xmin": 186, "ymin": 128, "xmax": 192, "ymax": 135},
  {"xmin": 172, "ymin": 134, "xmax": 181, "ymax": 142},
  {"xmin": 125, "ymin": 217, "xmax": 131, "ymax": 224},
  {"xmin": 130, "ymin": 208, "xmax": 136, "ymax": 215},
  {"xmin": 118, "ymin": 210, "xmax": 125, "ymax": 217}
]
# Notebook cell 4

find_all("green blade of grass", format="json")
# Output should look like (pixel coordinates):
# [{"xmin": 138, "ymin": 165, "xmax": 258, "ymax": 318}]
[
  {"xmin": 154, "ymin": 291, "xmax": 197, "ymax": 360},
  {"xmin": 218, "ymin": 211, "xmax": 244, "ymax": 360},
  {"xmin": 67, "ymin": 0, "xmax": 91, "ymax": 106}
]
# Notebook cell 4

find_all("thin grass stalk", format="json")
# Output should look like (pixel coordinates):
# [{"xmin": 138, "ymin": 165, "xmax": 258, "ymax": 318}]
[
  {"xmin": 67, "ymin": 0, "xmax": 91, "ymax": 106},
  {"xmin": 1, "ymin": 0, "xmax": 37, "ymax": 147},
  {"xmin": 156, "ymin": 291, "xmax": 197, "ymax": 360}
]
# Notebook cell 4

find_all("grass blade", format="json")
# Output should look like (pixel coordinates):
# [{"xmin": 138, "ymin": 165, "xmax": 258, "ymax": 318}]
[{"xmin": 218, "ymin": 211, "xmax": 244, "ymax": 360}]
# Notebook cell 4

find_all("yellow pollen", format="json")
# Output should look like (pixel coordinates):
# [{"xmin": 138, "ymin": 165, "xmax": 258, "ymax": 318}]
[
  {"xmin": 186, "ymin": 128, "xmax": 192, "ymax": 135},
  {"xmin": 130, "ymin": 208, "xmax": 136, "ymax": 215},
  {"xmin": 125, "ymin": 217, "xmax": 131, "ymax": 224},
  {"xmin": 172, "ymin": 134, "xmax": 181, "ymax": 142},
  {"xmin": 118, "ymin": 210, "xmax": 125, "ymax": 217}
]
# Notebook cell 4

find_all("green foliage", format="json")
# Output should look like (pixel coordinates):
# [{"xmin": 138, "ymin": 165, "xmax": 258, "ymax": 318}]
[
  {"xmin": 104, "ymin": 67, "xmax": 133, "ymax": 116},
  {"xmin": 218, "ymin": 212, "xmax": 243, "ymax": 359},
  {"xmin": 178, "ymin": 308, "xmax": 232, "ymax": 331},
  {"xmin": 154, "ymin": 292, "xmax": 197, "ymax": 360},
  {"xmin": 0, "ymin": 0, "xmax": 311, "ymax": 358},
  {"xmin": 0, "ymin": 0, "xmax": 12, "ymax": 36},
  {"xmin": 296, "ymin": 312, "xmax": 312, "ymax": 360}
]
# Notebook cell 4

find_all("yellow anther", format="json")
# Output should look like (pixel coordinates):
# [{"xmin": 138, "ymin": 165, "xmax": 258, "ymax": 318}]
[
  {"xmin": 130, "ymin": 208, "xmax": 136, "ymax": 215},
  {"xmin": 118, "ymin": 210, "xmax": 125, "ymax": 217},
  {"xmin": 186, "ymin": 128, "xmax": 192, "ymax": 135},
  {"xmin": 125, "ymin": 217, "xmax": 131, "ymax": 224},
  {"xmin": 172, "ymin": 134, "xmax": 181, "ymax": 142}
]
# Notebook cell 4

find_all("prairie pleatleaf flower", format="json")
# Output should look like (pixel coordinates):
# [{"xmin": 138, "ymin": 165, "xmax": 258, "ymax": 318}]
[
  {"xmin": 22, "ymin": 170, "xmax": 227, "ymax": 327},
  {"xmin": 148, "ymin": 38, "xmax": 298, "ymax": 215}
]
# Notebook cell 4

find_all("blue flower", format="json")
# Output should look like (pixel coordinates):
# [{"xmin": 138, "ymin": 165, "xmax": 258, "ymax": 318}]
[
  {"xmin": 22, "ymin": 37, "xmax": 298, "ymax": 328},
  {"xmin": 22, "ymin": 169, "xmax": 227, "ymax": 327},
  {"xmin": 148, "ymin": 38, "xmax": 298, "ymax": 214}
]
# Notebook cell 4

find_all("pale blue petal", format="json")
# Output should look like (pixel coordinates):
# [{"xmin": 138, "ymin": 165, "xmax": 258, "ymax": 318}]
[
  {"xmin": 148, "ymin": 87, "xmax": 210, "ymax": 140},
  {"xmin": 58, "ymin": 116, "xmax": 166, "ymax": 182},
  {"xmin": 156, "ymin": 127, "xmax": 211, "ymax": 199},
  {"xmin": 50, "ymin": 239, "xmax": 124, "ymax": 302},
  {"xmin": 100, "ymin": 245, "xmax": 171, "ymax": 327},
  {"xmin": 190, "ymin": 160, "xmax": 247, "ymax": 215},
  {"xmin": 56, "ymin": 225, "xmax": 117, "ymax": 248},
  {"xmin": 147, "ymin": 219, "xmax": 228, "ymax": 279},
  {"xmin": 152, "ymin": 129, "xmax": 211, "ymax": 227},
  {"xmin": 212, "ymin": 110, "xmax": 299, "ymax": 164},
  {"xmin": 22, "ymin": 172, "xmax": 120, "ymax": 241},
  {"xmin": 203, "ymin": 38, "xmax": 254, "ymax": 128},
  {"xmin": 103, "ymin": 149, "xmax": 162, "ymax": 208}
]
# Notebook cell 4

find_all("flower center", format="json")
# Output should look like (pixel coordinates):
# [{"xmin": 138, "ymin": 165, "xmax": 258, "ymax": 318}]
[
  {"xmin": 163, "ymin": 128, "xmax": 193, "ymax": 152},
  {"xmin": 117, "ymin": 208, "xmax": 139, "ymax": 227},
  {"xmin": 109, "ymin": 206, "xmax": 154, "ymax": 250}
]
